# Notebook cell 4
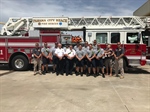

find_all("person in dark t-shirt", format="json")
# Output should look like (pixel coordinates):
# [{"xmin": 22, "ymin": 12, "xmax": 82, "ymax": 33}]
[
  {"xmin": 32, "ymin": 43, "xmax": 42, "ymax": 75},
  {"xmin": 114, "ymin": 42, "xmax": 124, "ymax": 79}
]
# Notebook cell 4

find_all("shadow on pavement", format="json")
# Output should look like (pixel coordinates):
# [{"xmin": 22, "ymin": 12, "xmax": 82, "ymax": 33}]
[
  {"xmin": 0, "ymin": 64, "xmax": 150, "ymax": 76},
  {"xmin": 125, "ymin": 66, "xmax": 150, "ymax": 74},
  {"xmin": 0, "ymin": 70, "xmax": 15, "ymax": 77},
  {"xmin": 0, "ymin": 64, "xmax": 15, "ymax": 76}
]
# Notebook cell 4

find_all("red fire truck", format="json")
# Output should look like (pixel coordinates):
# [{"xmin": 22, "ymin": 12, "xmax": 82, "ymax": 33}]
[{"xmin": 0, "ymin": 16, "xmax": 150, "ymax": 70}]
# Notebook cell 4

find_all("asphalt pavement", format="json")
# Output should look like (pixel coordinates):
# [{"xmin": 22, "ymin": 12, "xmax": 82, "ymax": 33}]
[{"xmin": 0, "ymin": 64, "xmax": 150, "ymax": 112}]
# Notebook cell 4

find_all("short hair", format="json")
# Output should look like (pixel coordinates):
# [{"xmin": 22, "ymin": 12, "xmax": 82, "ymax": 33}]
[
  {"xmin": 35, "ymin": 43, "xmax": 39, "ymax": 46},
  {"xmin": 93, "ymin": 40, "xmax": 97, "ymax": 42}
]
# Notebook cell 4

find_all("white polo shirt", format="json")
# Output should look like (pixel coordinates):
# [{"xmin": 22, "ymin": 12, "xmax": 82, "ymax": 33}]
[
  {"xmin": 65, "ymin": 49, "xmax": 76, "ymax": 57},
  {"xmin": 55, "ymin": 48, "xmax": 65, "ymax": 57}
]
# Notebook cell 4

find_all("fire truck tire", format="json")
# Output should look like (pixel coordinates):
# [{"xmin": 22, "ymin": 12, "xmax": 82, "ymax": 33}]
[{"xmin": 11, "ymin": 55, "xmax": 29, "ymax": 71}]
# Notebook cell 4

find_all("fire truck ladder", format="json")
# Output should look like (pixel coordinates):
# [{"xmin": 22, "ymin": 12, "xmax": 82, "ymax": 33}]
[
  {"xmin": 68, "ymin": 16, "xmax": 150, "ymax": 30},
  {"xmin": 1, "ymin": 16, "xmax": 150, "ymax": 36}
]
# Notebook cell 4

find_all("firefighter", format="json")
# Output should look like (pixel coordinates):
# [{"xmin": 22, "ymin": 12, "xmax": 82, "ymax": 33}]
[
  {"xmin": 74, "ymin": 42, "xmax": 80, "ymax": 51},
  {"xmin": 55, "ymin": 43, "xmax": 65, "ymax": 75},
  {"xmin": 93, "ymin": 40, "xmax": 97, "ymax": 50},
  {"xmin": 41, "ymin": 42, "xmax": 51, "ymax": 75},
  {"xmin": 75, "ymin": 44, "xmax": 85, "ymax": 76},
  {"xmin": 65, "ymin": 45, "xmax": 76, "ymax": 76},
  {"xmin": 32, "ymin": 43, "xmax": 42, "ymax": 75},
  {"xmin": 95, "ymin": 45, "xmax": 105, "ymax": 78},
  {"xmin": 104, "ymin": 44, "xmax": 114, "ymax": 76},
  {"xmin": 86, "ymin": 44, "xmax": 96, "ymax": 77},
  {"xmin": 83, "ymin": 41, "xmax": 89, "ymax": 51},
  {"xmin": 63, "ymin": 44, "xmax": 69, "ymax": 52},
  {"xmin": 50, "ymin": 42, "xmax": 58, "ymax": 73},
  {"xmin": 114, "ymin": 42, "xmax": 124, "ymax": 79},
  {"xmin": 82, "ymin": 41, "xmax": 89, "ymax": 74}
]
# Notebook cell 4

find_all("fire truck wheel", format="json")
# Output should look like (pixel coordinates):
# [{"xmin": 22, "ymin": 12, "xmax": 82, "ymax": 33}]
[{"xmin": 11, "ymin": 55, "xmax": 28, "ymax": 71}]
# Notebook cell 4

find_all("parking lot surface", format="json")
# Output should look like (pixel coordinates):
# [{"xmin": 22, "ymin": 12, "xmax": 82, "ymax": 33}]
[{"xmin": 0, "ymin": 65, "xmax": 150, "ymax": 112}]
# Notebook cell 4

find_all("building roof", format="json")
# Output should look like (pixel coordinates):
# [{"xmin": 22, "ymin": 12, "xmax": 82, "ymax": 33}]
[{"xmin": 133, "ymin": 0, "xmax": 150, "ymax": 16}]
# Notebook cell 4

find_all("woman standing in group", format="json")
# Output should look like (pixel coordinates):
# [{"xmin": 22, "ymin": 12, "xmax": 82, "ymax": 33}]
[{"xmin": 104, "ymin": 44, "xmax": 114, "ymax": 76}]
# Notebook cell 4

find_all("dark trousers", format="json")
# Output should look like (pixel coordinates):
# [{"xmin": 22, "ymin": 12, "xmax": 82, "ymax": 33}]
[
  {"xmin": 56, "ymin": 57, "xmax": 65, "ymax": 74},
  {"xmin": 65, "ymin": 58, "xmax": 74, "ymax": 74},
  {"xmin": 87, "ymin": 59, "xmax": 96, "ymax": 67}
]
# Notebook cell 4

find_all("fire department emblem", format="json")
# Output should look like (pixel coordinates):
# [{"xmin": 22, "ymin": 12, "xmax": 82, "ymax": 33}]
[{"xmin": 38, "ymin": 22, "xmax": 41, "ymax": 25}]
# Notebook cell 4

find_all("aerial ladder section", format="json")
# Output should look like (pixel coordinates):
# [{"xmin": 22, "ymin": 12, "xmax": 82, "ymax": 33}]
[{"xmin": 0, "ymin": 16, "xmax": 150, "ymax": 36}]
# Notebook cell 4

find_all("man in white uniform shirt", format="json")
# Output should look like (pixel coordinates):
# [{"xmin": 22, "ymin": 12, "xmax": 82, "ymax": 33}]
[
  {"xmin": 65, "ymin": 45, "xmax": 76, "ymax": 76},
  {"xmin": 55, "ymin": 43, "xmax": 65, "ymax": 75}
]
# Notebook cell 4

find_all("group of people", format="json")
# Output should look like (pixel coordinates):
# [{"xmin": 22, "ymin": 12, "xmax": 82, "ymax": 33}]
[{"xmin": 32, "ymin": 40, "xmax": 124, "ymax": 79}]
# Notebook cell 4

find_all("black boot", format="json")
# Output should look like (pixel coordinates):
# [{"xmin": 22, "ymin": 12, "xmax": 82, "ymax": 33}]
[
  {"xmin": 94, "ymin": 73, "xmax": 97, "ymax": 78},
  {"xmin": 86, "ymin": 73, "xmax": 90, "ymax": 77},
  {"xmin": 76, "ymin": 72, "xmax": 79, "ymax": 76},
  {"xmin": 80, "ymin": 72, "xmax": 83, "ymax": 77},
  {"xmin": 102, "ymin": 73, "xmax": 105, "ymax": 78}
]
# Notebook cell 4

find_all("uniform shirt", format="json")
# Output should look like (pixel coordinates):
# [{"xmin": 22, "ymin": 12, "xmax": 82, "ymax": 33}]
[
  {"xmin": 65, "ymin": 49, "xmax": 76, "ymax": 57},
  {"xmin": 32, "ymin": 47, "xmax": 41, "ymax": 58},
  {"xmin": 50, "ymin": 46, "xmax": 57, "ymax": 56},
  {"xmin": 93, "ymin": 45, "xmax": 97, "ymax": 50},
  {"xmin": 95, "ymin": 48, "xmax": 104, "ymax": 58},
  {"xmin": 41, "ymin": 47, "xmax": 50, "ymax": 56},
  {"xmin": 63, "ymin": 46, "xmax": 69, "ymax": 52},
  {"xmin": 115, "ymin": 47, "xmax": 124, "ymax": 57},
  {"xmin": 55, "ymin": 48, "xmax": 65, "ymax": 57},
  {"xmin": 86, "ymin": 49, "xmax": 96, "ymax": 58},
  {"xmin": 76, "ymin": 49, "xmax": 85, "ymax": 58},
  {"xmin": 74, "ymin": 45, "xmax": 79, "ymax": 51},
  {"xmin": 82, "ymin": 46, "xmax": 89, "ymax": 54}
]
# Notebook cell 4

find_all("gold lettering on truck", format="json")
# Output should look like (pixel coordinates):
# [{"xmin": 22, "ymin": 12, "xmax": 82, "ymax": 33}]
[
  {"xmin": 56, "ymin": 19, "xmax": 67, "ymax": 22},
  {"xmin": 33, "ymin": 19, "xmax": 46, "ymax": 22},
  {"xmin": 130, "ymin": 50, "xmax": 136, "ymax": 54}
]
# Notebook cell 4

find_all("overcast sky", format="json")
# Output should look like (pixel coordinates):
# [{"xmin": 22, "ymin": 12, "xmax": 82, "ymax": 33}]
[{"xmin": 0, "ymin": 0, "xmax": 147, "ymax": 31}]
